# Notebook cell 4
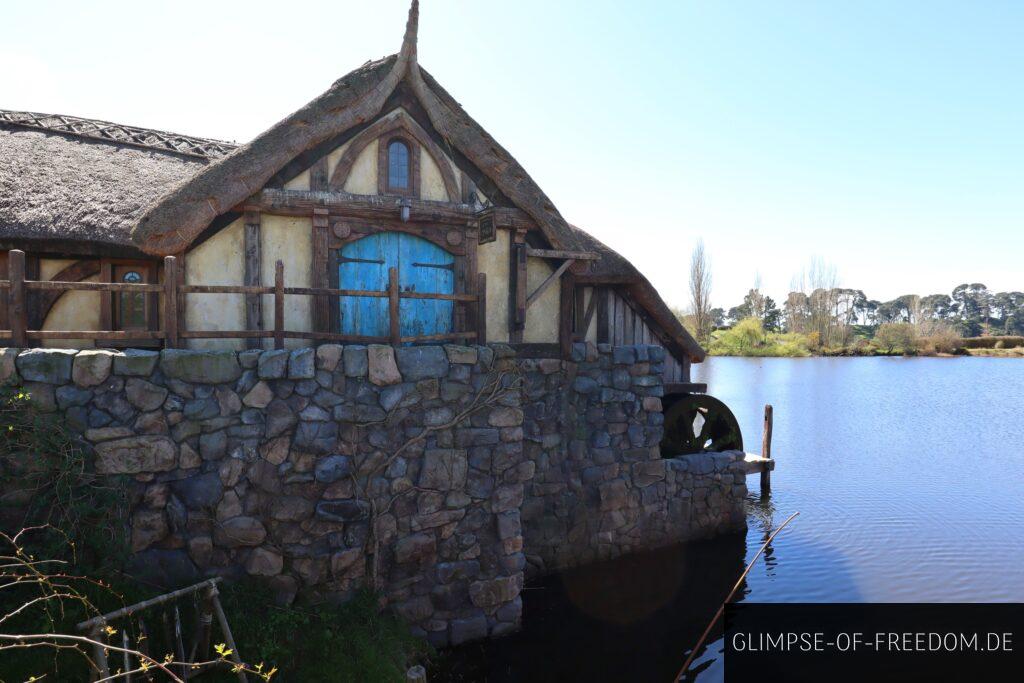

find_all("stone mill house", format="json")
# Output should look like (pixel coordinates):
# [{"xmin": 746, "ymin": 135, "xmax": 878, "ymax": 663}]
[{"xmin": 0, "ymin": 2, "xmax": 750, "ymax": 646}]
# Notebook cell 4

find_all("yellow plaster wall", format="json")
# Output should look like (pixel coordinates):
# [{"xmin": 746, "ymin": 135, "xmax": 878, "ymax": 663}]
[
  {"xmin": 261, "ymin": 215, "xmax": 313, "ymax": 349},
  {"xmin": 524, "ymin": 257, "xmax": 561, "ymax": 343},
  {"xmin": 343, "ymin": 141, "xmax": 378, "ymax": 195},
  {"xmin": 41, "ymin": 274, "xmax": 101, "ymax": 348},
  {"xmin": 283, "ymin": 169, "xmax": 311, "ymax": 191},
  {"xmin": 476, "ymin": 229, "xmax": 510, "ymax": 342},
  {"xmin": 420, "ymin": 148, "xmax": 449, "ymax": 202},
  {"xmin": 40, "ymin": 259, "xmax": 77, "ymax": 281},
  {"xmin": 325, "ymin": 140, "xmax": 351, "ymax": 181},
  {"xmin": 185, "ymin": 218, "xmax": 246, "ymax": 350}
]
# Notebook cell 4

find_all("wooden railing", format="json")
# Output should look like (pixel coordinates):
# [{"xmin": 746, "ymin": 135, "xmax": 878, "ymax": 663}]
[{"xmin": 0, "ymin": 250, "xmax": 487, "ymax": 349}]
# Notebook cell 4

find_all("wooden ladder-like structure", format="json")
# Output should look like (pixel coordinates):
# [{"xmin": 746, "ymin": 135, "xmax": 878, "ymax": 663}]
[{"xmin": 76, "ymin": 577, "xmax": 247, "ymax": 682}]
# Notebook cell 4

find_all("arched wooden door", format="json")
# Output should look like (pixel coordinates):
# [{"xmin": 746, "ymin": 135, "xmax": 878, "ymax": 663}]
[{"xmin": 338, "ymin": 232, "xmax": 454, "ymax": 339}]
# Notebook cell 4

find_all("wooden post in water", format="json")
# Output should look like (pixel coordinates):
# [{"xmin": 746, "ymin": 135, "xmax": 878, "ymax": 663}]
[{"xmin": 761, "ymin": 404, "xmax": 773, "ymax": 495}]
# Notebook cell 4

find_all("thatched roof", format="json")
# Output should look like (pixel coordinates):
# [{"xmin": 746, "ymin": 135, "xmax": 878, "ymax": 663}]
[
  {"xmin": 1, "ymin": 1, "xmax": 703, "ymax": 360},
  {"xmin": 568, "ymin": 225, "xmax": 705, "ymax": 362},
  {"xmin": 0, "ymin": 114, "xmax": 230, "ymax": 256},
  {"xmin": 131, "ymin": 0, "xmax": 583, "ymax": 256}
]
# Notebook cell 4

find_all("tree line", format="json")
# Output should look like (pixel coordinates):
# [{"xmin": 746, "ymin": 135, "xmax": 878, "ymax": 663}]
[
  {"xmin": 715, "ymin": 283, "xmax": 1023, "ymax": 341},
  {"xmin": 682, "ymin": 243, "xmax": 1020, "ymax": 355}
]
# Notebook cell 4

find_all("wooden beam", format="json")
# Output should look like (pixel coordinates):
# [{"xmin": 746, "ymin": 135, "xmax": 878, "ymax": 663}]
[
  {"xmin": 243, "ymin": 210, "xmax": 262, "ymax": 349},
  {"xmin": 0, "ymin": 251, "xmax": 8, "ymax": 330},
  {"xmin": 388, "ymin": 266, "xmax": 401, "ymax": 346},
  {"xmin": 309, "ymin": 156, "xmax": 328, "ymax": 191},
  {"xmin": 99, "ymin": 259, "xmax": 112, "ymax": 331},
  {"xmin": 525, "ymin": 258, "xmax": 573, "ymax": 310},
  {"xmin": 559, "ymin": 272, "xmax": 574, "ymax": 359},
  {"xmin": 311, "ymin": 209, "xmax": 331, "ymax": 336},
  {"xmin": 578, "ymin": 287, "xmax": 598, "ymax": 341},
  {"xmin": 761, "ymin": 404, "xmax": 774, "ymax": 495},
  {"xmin": 273, "ymin": 260, "xmax": 284, "ymax": 350},
  {"xmin": 525, "ymin": 248, "xmax": 599, "ymax": 261},
  {"xmin": 245, "ymin": 189, "xmax": 476, "ymax": 226},
  {"xmin": 163, "ymin": 256, "xmax": 179, "ymax": 348},
  {"xmin": 596, "ymin": 287, "xmax": 609, "ymax": 344},
  {"xmin": 8, "ymin": 250, "xmax": 26, "ymax": 347},
  {"xmin": 476, "ymin": 272, "xmax": 487, "ymax": 344},
  {"xmin": 509, "ymin": 235, "xmax": 526, "ymax": 342},
  {"xmin": 24, "ymin": 255, "xmax": 41, "ymax": 330}
]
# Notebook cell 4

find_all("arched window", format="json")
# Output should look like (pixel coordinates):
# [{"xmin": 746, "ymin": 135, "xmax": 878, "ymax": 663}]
[{"xmin": 387, "ymin": 139, "xmax": 410, "ymax": 191}]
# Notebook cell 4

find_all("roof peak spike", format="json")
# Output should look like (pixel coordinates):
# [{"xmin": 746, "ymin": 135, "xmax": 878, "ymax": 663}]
[{"xmin": 399, "ymin": 0, "xmax": 419, "ymax": 71}]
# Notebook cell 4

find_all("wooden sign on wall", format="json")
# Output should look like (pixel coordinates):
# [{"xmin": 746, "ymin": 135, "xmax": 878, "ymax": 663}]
[{"xmin": 478, "ymin": 214, "xmax": 496, "ymax": 245}]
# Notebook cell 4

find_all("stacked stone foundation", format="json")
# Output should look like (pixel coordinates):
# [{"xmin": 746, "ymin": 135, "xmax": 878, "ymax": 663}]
[
  {"xmin": 0, "ymin": 341, "xmax": 748, "ymax": 646},
  {"xmin": 518, "ymin": 342, "xmax": 748, "ymax": 575}
]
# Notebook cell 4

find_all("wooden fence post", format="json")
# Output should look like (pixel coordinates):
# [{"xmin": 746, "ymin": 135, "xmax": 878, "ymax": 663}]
[
  {"xmin": 388, "ymin": 266, "xmax": 401, "ymax": 346},
  {"xmin": 476, "ymin": 272, "xmax": 487, "ymax": 345},
  {"xmin": 274, "ymin": 260, "xmax": 284, "ymax": 350},
  {"xmin": 7, "ymin": 250, "xmax": 26, "ymax": 347},
  {"xmin": 163, "ymin": 256, "xmax": 179, "ymax": 349},
  {"xmin": 761, "ymin": 404, "xmax": 773, "ymax": 495}
]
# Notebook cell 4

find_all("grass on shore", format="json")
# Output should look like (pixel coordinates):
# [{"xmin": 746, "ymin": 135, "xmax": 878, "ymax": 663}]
[{"xmin": 707, "ymin": 318, "xmax": 989, "ymax": 358}]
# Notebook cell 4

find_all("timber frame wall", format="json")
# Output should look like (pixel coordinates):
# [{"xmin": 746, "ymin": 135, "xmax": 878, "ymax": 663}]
[
  {"xmin": 0, "ymin": 249, "xmax": 485, "ymax": 349},
  {"xmin": 0, "ymin": 243, "xmax": 690, "ymax": 381}
]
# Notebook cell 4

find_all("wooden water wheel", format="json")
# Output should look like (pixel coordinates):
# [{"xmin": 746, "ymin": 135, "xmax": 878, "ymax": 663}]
[{"xmin": 660, "ymin": 394, "xmax": 743, "ymax": 456}]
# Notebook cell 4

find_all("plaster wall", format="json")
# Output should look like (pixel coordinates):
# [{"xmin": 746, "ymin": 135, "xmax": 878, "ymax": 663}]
[
  {"xmin": 41, "ymin": 274, "xmax": 101, "ymax": 348},
  {"xmin": 476, "ymin": 230, "xmax": 510, "ymax": 342},
  {"xmin": 185, "ymin": 218, "xmax": 246, "ymax": 351},
  {"xmin": 524, "ymin": 257, "xmax": 560, "ymax": 343},
  {"xmin": 260, "ymin": 215, "xmax": 313, "ymax": 349}
]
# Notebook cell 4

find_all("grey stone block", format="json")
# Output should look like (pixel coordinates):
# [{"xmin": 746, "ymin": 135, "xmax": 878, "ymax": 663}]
[
  {"xmin": 257, "ymin": 349, "xmax": 290, "ymax": 379},
  {"xmin": 288, "ymin": 347, "xmax": 316, "ymax": 379},
  {"xmin": 171, "ymin": 472, "xmax": 223, "ymax": 509},
  {"xmin": 343, "ymin": 345, "xmax": 368, "ymax": 377},
  {"xmin": 314, "ymin": 455, "xmax": 352, "ymax": 483},
  {"xmin": 16, "ymin": 349, "xmax": 75, "ymax": 384},
  {"xmin": 396, "ymin": 346, "xmax": 450, "ymax": 381}
]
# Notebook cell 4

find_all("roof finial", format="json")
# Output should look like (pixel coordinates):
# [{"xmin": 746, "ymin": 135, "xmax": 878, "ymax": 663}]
[{"xmin": 399, "ymin": 0, "xmax": 419, "ymax": 71}]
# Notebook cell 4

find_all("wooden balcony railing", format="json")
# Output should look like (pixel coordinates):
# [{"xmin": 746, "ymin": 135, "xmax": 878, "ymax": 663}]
[{"xmin": 0, "ymin": 250, "xmax": 486, "ymax": 349}]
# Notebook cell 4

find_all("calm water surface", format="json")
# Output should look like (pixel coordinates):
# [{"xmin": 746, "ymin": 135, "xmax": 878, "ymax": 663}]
[{"xmin": 437, "ymin": 357, "xmax": 1024, "ymax": 681}]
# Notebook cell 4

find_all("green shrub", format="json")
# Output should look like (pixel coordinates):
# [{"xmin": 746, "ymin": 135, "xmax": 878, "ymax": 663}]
[
  {"xmin": 873, "ymin": 323, "xmax": 918, "ymax": 355},
  {"xmin": 0, "ymin": 387, "xmax": 129, "ymax": 568},
  {"xmin": 216, "ymin": 582, "xmax": 430, "ymax": 682}
]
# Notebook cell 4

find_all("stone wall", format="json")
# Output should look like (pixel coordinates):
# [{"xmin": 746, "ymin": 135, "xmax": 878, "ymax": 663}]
[
  {"xmin": 0, "ymin": 345, "xmax": 526, "ymax": 647},
  {"xmin": 0, "ymin": 342, "xmax": 750, "ymax": 646},
  {"xmin": 518, "ymin": 343, "xmax": 749, "ymax": 575}
]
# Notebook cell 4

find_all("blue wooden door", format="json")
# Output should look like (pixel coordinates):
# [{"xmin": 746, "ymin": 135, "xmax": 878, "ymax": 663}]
[{"xmin": 338, "ymin": 232, "xmax": 454, "ymax": 339}]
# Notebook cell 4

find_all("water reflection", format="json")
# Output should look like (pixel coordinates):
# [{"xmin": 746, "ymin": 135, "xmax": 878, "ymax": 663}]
[
  {"xmin": 436, "ymin": 535, "xmax": 746, "ymax": 682},
  {"xmin": 435, "ymin": 357, "xmax": 1024, "ymax": 680}
]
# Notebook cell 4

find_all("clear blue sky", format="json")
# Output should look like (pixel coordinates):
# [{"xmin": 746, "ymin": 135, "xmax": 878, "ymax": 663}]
[{"xmin": 3, "ymin": 1, "xmax": 1021, "ymax": 309}]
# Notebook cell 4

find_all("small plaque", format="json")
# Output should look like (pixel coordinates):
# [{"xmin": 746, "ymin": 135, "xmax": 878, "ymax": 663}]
[{"xmin": 478, "ymin": 215, "xmax": 496, "ymax": 244}]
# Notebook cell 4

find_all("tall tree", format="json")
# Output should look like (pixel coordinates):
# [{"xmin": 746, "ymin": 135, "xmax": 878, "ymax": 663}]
[{"xmin": 688, "ymin": 239, "xmax": 713, "ymax": 345}]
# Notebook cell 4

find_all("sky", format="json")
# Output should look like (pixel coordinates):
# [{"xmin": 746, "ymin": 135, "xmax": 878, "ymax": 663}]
[{"xmin": 2, "ymin": 1, "xmax": 1021, "ymax": 309}]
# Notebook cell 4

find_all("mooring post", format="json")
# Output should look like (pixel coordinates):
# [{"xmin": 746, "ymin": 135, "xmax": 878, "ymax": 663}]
[{"xmin": 761, "ymin": 404, "xmax": 773, "ymax": 495}]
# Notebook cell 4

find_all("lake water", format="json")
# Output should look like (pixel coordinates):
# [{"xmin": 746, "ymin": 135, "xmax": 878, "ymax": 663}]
[{"xmin": 436, "ymin": 357, "xmax": 1024, "ymax": 681}]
